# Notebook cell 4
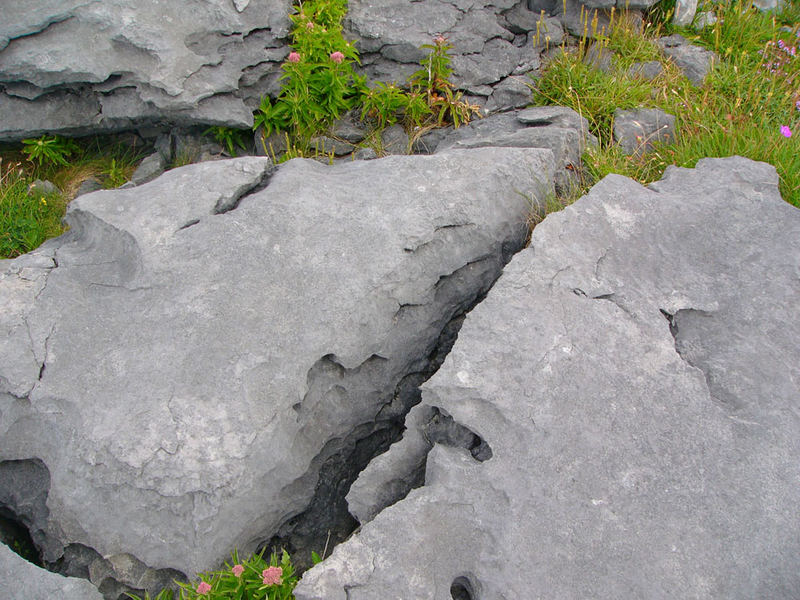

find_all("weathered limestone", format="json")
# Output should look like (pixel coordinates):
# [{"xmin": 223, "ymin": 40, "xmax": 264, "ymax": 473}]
[
  {"xmin": 0, "ymin": 148, "xmax": 554, "ymax": 592},
  {"xmin": 0, "ymin": 0, "xmax": 292, "ymax": 140},
  {"xmin": 295, "ymin": 157, "xmax": 800, "ymax": 599}
]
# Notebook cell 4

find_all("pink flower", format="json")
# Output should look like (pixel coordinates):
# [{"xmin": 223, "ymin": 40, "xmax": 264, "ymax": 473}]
[
  {"xmin": 287, "ymin": 51, "xmax": 300, "ymax": 63},
  {"xmin": 262, "ymin": 566, "xmax": 283, "ymax": 586},
  {"xmin": 434, "ymin": 35, "xmax": 447, "ymax": 45},
  {"xmin": 780, "ymin": 125, "xmax": 792, "ymax": 138},
  {"xmin": 306, "ymin": 21, "xmax": 314, "ymax": 29},
  {"xmin": 232, "ymin": 564, "xmax": 244, "ymax": 577},
  {"xmin": 330, "ymin": 51, "xmax": 344, "ymax": 63},
  {"xmin": 197, "ymin": 581, "xmax": 212, "ymax": 594}
]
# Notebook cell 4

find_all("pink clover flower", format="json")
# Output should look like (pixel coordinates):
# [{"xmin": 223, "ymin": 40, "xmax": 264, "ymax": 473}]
[
  {"xmin": 197, "ymin": 581, "xmax": 212, "ymax": 594},
  {"xmin": 330, "ymin": 51, "xmax": 344, "ymax": 63},
  {"xmin": 262, "ymin": 566, "xmax": 283, "ymax": 586}
]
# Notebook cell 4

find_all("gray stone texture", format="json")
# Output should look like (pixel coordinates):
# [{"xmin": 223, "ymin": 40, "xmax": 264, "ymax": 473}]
[
  {"xmin": 627, "ymin": 60, "xmax": 664, "ymax": 80},
  {"xmin": 613, "ymin": 107, "xmax": 676, "ymax": 155},
  {"xmin": 0, "ymin": 148, "xmax": 554, "ymax": 581},
  {"xmin": 434, "ymin": 106, "xmax": 597, "ymax": 194},
  {"xmin": 0, "ymin": 0, "xmax": 292, "ymax": 141},
  {"xmin": 130, "ymin": 152, "xmax": 166, "ymax": 186},
  {"xmin": 294, "ymin": 156, "xmax": 800, "ymax": 600},
  {"xmin": 1, "ymin": 542, "xmax": 103, "ymax": 600},
  {"xmin": 657, "ymin": 34, "xmax": 718, "ymax": 86}
]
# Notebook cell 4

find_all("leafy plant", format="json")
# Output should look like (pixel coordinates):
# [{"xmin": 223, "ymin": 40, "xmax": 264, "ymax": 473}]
[
  {"xmin": 126, "ymin": 549, "xmax": 310, "ymax": 600},
  {"xmin": 205, "ymin": 126, "xmax": 251, "ymax": 157},
  {"xmin": 21, "ymin": 135, "xmax": 79, "ymax": 167},
  {"xmin": 253, "ymin": 0, "xmax": 365, "ymax": 146},
  {"xmin": 408, "ymin": 36, "xmax": 481, "ymax": 128}
]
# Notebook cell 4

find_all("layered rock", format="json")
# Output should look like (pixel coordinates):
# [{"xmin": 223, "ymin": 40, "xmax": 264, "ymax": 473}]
[
  {"xmin": 295, "ymin": 157, "xmax": 800, "ymax": 599},
  {"xmin": 0, "ymin": 147, "xmax": 554, "ymax": 594},
  {"xmin": 0, "ymin": 0, "xmax": 292, "ymax": 140}
]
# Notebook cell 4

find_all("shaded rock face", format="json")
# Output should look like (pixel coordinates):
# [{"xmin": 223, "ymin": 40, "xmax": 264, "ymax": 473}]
[
  {"xmin": 294, "ymin": 157, "xmax": 800, "ymax": 599},
  {"xmin": 0, "ymin": 0, "xmax": 292, "ymax": 140},
  {"xmin": 0, "ymin": 148, "xmax": 555, "ymax": 590},
  {"xmin": 1, "ymin": 542, "xmax": 103, "ymax": 600}
]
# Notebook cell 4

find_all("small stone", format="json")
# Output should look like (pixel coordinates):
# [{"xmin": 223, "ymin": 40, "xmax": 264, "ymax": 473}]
[
  {"xmin": 657, "ymin": 35, "xmax": 718, "ymax": 86},
  {"xmin": 583, "ymin": 42, "xmax": 614, "ymax": 72},
  {"xmin": 381, "ymin": 124, "xmax": 409, "ymax": 155},
  {"xmin": 131, "ymin": 152, "xmax": 166, "ymax": 186},
  {"xmin": 485, "ymin": 77, "xmax": 534, "ymax": 113},
  {"xmin": 353, "ymin": 147, "xmax": 378, "ymax": 160},
  {"xmin": 28, "ymin": 179, "xmax": 60, "ymax": 197},
  {"xmin": 613, "ymin": 107, "xmax": 676, "ymax": 156},
  {"xmin": 673, "ymin": 0, "xmax": 698, "ymax": 26},
  {"xmin": 309, "ymin": 136, "xmax": 356, "ymax": 157},
  {"xmin": 76, "ymin": 178, "xmax": 104, "ymax": 197},
  {"xmin": 627, "ymin": 60, "xmax": 664, "ymax": 80}
]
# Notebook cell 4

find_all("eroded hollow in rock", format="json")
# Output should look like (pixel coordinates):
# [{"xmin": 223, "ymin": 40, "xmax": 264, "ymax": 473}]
[
  {"xmin": 424, "ymin": 407, "xmax": 493, "ymax": 462},
  {"xmin": 0, "ymin": 459, "xmax": 50, "ymax": 566},
  {"xmin": 258, "ymin": 257, "xmax": 508, "ymax": 571},
  {"xmin": 451, "ymin": 575, "xmax": 480, "ymax": 600}
]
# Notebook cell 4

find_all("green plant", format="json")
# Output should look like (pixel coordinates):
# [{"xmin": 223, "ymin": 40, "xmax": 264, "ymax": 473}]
[
  {"xmin": 205, "ymin": 126, "xmax": 251, "ymax": 157},
  {"xmin": 253, "ymin": 0, "xmax": 365, "ymax": 145},
  {"xmin": 408, "ymin": 36, "xmax": 481, "ymax": 128},
  {"xmin": 21, "ymin": 134, "xmax": 79, "ymax": 167},
  {"xmin": 127, "ymin": 549, "xmax": 313, "ymax": 600},
  {"xmin": 360, "ymin": 82, "xmax": 417, "ymax": 128},
  {"xmin": 0, "ymin": 158, "xmax": 67, "ymax": 258},
  {"xmin": 104, "ymin": 158, "xmax": 127, "ymax": 188}
]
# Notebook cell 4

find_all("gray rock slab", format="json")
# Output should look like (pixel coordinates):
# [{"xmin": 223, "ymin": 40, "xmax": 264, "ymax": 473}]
[
  {"xmin": 0, "ymin": 0, "xmax": 291, "ymax": 140},
  {"xmin": 1, "ymin": 543, "xmax": 103, "ymax": 600},
  {"xmin": 0, "ymin": 148, "xmax": 555, "ymax": 580},
  {"xmin": 657, "ymin": 34, "xmax": 718, "ymax": 85},
  {"xmin": 437, "ymin": 107, "xmax": 597, "ymax": 193},
  {"xmin": 295, "ymin": 156, "xmax": 800, "ymax": 599},
  {"xmin": 613, "ymin": 107, "xmax": 676, "ymax": 155}
]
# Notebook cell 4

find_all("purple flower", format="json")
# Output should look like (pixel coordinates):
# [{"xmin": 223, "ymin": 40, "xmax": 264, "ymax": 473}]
[
  {"xmin": 795, "ymin": 99, "xmax": 800, "ymax": 111},
  {"xmin": 778, "ymin": 39, "xmax": 785, "ymax": 49},
  {"xmin": 329, "ymin": 51, "xmax": 344, "ymax": 63},
  {"xmin": 780, "ymin": 125, "xmax": 792, "ymax": 138}
]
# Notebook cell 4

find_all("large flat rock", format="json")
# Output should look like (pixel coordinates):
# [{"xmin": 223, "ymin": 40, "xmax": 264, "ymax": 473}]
[
  {"xmin": 0, "ymin": 148, "xmax": 554, "ymax": 586},
  {"xmin": 295, "ymin": 156, "xmax": 800, "ymax": 599}
]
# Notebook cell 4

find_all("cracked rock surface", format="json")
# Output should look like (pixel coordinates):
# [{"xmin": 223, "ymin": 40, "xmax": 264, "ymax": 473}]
[
  {"xmin": 0, "ymin": 148, "xmax": 554, "ymax": 585},
  {"xmin": 294, "ymin": 156, "xmax": 800, "ymax": 599}
]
